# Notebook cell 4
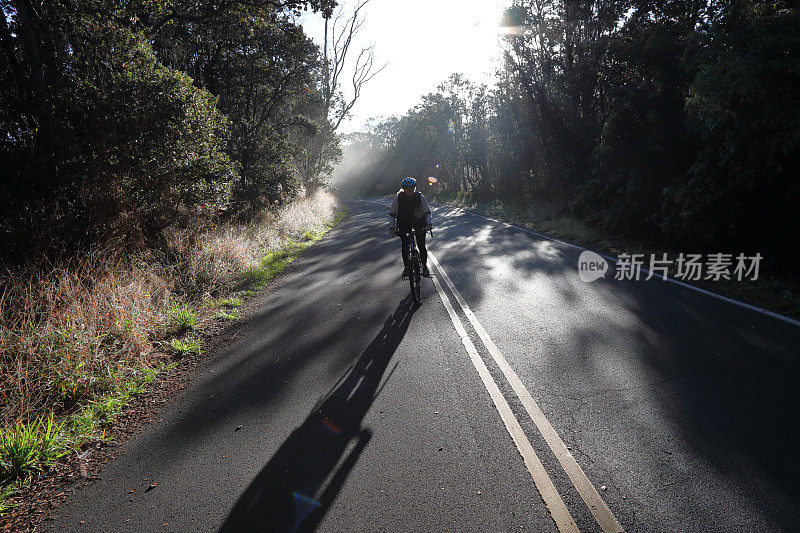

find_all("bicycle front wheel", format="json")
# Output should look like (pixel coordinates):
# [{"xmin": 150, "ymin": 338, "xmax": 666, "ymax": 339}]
[{"xmin": 411, "ymin": 260, "xmax": 421, "ymax": 304}]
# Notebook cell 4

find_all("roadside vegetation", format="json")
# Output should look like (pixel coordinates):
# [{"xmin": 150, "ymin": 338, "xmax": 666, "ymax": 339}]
[
  {"xmin": 0, "ymin": 0, "xmax": 376, "ymax": 517},
  {"xmin": 0, "ymin": 191, "xmax": 346, "ymax": 513}
]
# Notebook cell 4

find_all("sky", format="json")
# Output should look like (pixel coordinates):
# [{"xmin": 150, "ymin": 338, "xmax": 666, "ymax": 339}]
[{"xmin": 300, "ymin": 0, "xmax": 509, "ymax": 133}]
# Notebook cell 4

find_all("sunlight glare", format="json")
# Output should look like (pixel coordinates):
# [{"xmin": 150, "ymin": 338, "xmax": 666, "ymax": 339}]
[{"xmin": 301, "ymin": 1, "xmax": 509, "ymax": 132}]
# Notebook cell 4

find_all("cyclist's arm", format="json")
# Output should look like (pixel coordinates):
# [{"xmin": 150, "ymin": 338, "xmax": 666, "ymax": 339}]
[
  {"xmin": 419, "ymin": 193, "xmax": 433, "ymax": 227},
  {"xmin": 389, "ymin": 197, "xmax": 398, "ymax": 229}
]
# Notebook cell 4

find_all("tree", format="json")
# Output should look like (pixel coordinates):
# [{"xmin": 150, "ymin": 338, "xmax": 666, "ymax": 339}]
[
  {"xmin": 148, "ymin": 1, "xmax": 339, "ymax": 210},
  {"xmin": 0, "ymin": 0, "xmax": 338, "ymax": 260},
  {"xmin": 294, "ymin": 0, "xmax": 384, "ymax": 191},
  {"xmin": 663, "ymin": 0, "xmax": 800, "ymax": 268},
  {"xmin": 0, "ymin": 1, "xmax": 237, "ymax": 257}
]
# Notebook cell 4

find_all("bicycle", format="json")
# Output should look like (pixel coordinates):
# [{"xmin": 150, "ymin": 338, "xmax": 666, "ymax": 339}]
[{"xmin": 397, "ymin": 228, "xmax": 430, "ymax": 305}]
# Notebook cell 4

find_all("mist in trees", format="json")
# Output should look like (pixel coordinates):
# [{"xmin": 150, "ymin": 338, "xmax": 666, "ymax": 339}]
[
  {"xmin": 294, "ymin": 0, "xmax": 383, "ymax": 192},
  {"xmin": 0, "ymin": 0, "xmax": 368, "ymax": 262},
  {"xmin": 334, "ymin": 0, "xmax": 800, "ymax": 271}
]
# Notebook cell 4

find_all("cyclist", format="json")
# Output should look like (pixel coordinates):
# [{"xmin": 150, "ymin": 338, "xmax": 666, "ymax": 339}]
[{"xmin": 389, "ymin": 177, "xmax": 433, "ymax": 278}]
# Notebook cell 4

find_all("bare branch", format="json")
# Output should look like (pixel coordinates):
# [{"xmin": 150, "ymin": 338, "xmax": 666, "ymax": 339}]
[
  {"xmin": 321, "ymin": 0, "xmax": 381, "ymax": 129},
  {"xmin": 298, "ymin": 0, "xmax": 384, "ymax": 188}
]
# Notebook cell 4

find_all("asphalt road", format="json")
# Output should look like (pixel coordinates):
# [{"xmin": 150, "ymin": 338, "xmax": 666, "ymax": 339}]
[{"xmin": 49, "ymin": 199, "xmax": 800, "ymax": 532}]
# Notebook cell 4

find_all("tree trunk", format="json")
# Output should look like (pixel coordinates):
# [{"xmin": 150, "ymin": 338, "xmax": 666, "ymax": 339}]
[
  {"xmin": 0, "ymin": 5, "xmax": 25, "ymax": 97},
  {"xmin": 14, "ymin": 0, "xmax": 56, "ymax": 157}
]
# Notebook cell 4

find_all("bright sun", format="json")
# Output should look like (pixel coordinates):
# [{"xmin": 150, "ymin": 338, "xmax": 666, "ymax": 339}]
[{"xmin": 302, "ymin": 0, "xmax": 508, "ymax": 132}]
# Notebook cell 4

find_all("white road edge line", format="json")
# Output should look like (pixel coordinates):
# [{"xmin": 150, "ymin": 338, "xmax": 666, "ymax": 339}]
[
  {"xmin": 430, "ymin": 252, "xmax": 625, "ymax": 533},
  {"xmin": 430, "ymin": 274, "xmax": 579, "ymax": 533},
  {"xmin": 434, "ymin": 203, "xmax": 800, "ymax": 328}
]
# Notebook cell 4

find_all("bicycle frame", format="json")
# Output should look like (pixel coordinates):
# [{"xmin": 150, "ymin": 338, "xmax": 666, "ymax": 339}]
[{"xmin": 398, "ymin": 229, "xmax": 423, "ymax": 304}]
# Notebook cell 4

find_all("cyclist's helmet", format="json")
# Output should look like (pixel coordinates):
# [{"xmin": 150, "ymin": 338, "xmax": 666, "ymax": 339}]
[{"xmin": 401, "ymin": 177, "xmax": 417, "ymax": 188}]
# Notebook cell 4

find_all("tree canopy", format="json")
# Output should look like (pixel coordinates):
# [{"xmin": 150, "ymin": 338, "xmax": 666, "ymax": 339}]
[
  {"xmin": 0, "ymin": 0, "xmax": 347, "ymax": 261},
  {"xmin": 335, "ymin": 0, "xmax": 800, "ymax": 271}
]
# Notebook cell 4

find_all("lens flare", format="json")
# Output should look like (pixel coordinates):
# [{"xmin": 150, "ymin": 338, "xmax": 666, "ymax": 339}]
[
  {"xmin": 292, "ymin": 492, "xmax": 321, "ymax": 530},
  {"xmin": 321, "ymin": 418, "xmax": 343, "ymax": 434}
]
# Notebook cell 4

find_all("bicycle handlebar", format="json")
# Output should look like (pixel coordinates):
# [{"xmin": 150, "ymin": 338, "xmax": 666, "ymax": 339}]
[{"xmin": 390, "ymin": 228, "xmax": 433, "ymax": 237}]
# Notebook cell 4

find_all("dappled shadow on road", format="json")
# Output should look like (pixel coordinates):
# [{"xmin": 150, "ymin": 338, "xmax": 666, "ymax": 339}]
[
  {"xmin": 427, "ymin": 202, "xmax": 800, "ymax": 528},
  {"xmin": 134, "ymin": 201, "xmax": 401, "ymax": 455},
  {"xmin": 427, "ymin": 203, "xmax": 583, "ymax": 312},
  {"xmin": 218, "ymin": 297, "xmax": 417, "ymax": 533}
]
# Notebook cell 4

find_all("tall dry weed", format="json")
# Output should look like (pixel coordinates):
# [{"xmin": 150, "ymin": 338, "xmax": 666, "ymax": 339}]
[
  {"xmin": 0, "ymin": 255, "xmax": 169, "ymax": 423},
  {"xmin": 277, "ymin": 190, "xmax": 339, "ymax": 237},
  {"xmin": 0, "ymin": 190, "xmax": 340, "ymax": 425}
]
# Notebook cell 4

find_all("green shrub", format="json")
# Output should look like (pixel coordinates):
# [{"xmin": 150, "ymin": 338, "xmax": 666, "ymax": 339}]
[
  {"xmin": 169, "ymin": 338, "xmax": 201, "ymax": 357},
  {"xmin": 167, "ymin": 304, "xmax": 198, "ymax": 332},
  {"xmin": 0, "ymin": 415, "xmax": 66, "ymax": 483}
]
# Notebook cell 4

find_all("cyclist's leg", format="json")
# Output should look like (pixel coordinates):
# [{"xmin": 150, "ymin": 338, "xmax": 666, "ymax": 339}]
[
  {"xmin": 399, "ymin": 227, "xmax": 412, "ymax": 268},
  {"xmin": 414, "ymin": 226, "xmax": 427, "ymax": 265}
]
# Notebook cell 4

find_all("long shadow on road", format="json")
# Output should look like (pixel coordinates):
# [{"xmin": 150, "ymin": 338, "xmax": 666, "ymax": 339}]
[{"xmin": 218, "ymin": 297, "xmax": 417, "ymax": 533}]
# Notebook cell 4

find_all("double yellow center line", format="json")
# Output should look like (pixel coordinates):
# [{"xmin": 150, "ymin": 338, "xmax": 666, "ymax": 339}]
[{"xmin": 429, "ymin": 252, "xmax": 624, "ymax": 533}]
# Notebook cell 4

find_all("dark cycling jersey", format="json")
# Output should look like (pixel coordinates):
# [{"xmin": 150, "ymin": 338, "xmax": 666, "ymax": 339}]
[{"xmin": 388, "ymin": 191, "xmax": 432, "ymax": 228}]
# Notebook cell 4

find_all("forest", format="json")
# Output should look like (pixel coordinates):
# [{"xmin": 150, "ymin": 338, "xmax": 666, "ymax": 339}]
[
  {"xmin": 0, "ymin": 0, "xmax": 352, "ymax": 262},
  {"xmin": 335, "ymin": 0, "xmax": 800, "ymax": 272}
]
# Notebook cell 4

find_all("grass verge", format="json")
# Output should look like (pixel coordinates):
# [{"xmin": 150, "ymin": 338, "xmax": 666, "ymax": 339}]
[
  {"xmin": 0, "ymin": 364, "xmax": 160, "ymax": 512},
  {"xmin": 0, "ymin": 191, "xmax": 347, "ymax": 515},
  {"xmin": 167, "ymin": 304, "xmax": 199, "ymax": 333},
  {"xmin": 436, "ymin": 192, "xmax": 800, "ymax": 320}
]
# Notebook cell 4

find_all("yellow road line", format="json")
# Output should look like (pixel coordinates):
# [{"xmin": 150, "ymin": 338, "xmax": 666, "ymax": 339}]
[
  {"xmin": 430, "ymin": 252, "xmax": 624, "ymax": 533},
  {"xmin": 430, "ymin": 274, "xmax": 579, "ymax": 533}
]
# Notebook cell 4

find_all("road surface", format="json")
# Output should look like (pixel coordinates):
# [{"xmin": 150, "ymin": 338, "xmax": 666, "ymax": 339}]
[{"xmin": 49, "ymin": 199, "xmax": 800, "ymax": 532}]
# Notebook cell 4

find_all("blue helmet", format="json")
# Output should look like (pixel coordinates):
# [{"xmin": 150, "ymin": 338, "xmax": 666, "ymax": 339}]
[{"xmin": 401, "ymin": 177, "xmax": 417, "ymax": 188}]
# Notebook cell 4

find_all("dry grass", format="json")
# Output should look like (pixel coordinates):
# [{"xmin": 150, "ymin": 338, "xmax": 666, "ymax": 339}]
[
  {"xmin": 163, "ymin": 190, "xmax": 339, "ymax": 299},
  {"xmin": 0, "ymin": 260, "xmax": 165, "ymax": 424},
  {"xmin": 277, "ymin": 190, "xmax": 339, "ymax": 238},
  {"xmin": 0, "ymin": 190, "xmax": 341, "ymax": 426}
]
